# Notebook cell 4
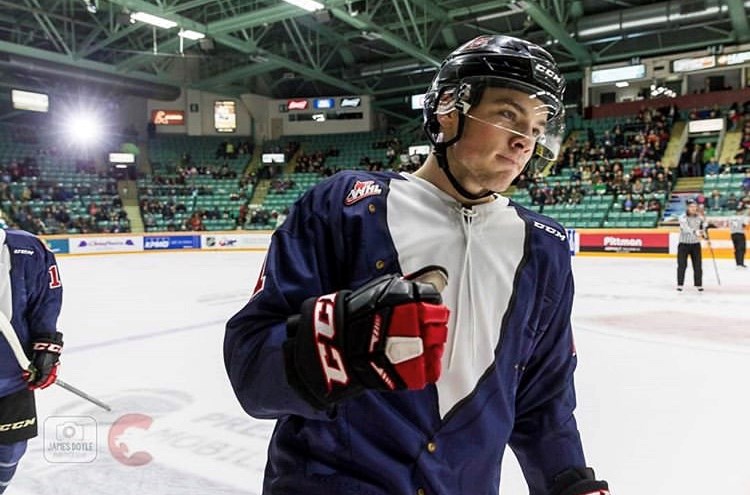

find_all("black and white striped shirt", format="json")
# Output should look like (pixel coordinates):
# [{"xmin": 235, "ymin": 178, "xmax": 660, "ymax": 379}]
[
  {"xmin": 729, "ymin": 215, "xmax": 748, "ymax": 235},
  {"xmin": 678, "ymin": 214, "xmax": 705, "ymax": 244}
]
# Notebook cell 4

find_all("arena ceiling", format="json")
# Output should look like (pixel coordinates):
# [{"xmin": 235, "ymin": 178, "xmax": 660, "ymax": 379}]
[{"xmin": 0, "ymin": 0, "xmax": 748, "ymax": 125}]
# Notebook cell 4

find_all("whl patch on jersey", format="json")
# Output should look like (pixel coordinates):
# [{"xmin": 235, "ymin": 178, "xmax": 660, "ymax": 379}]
[{"xmin": 344, "ymin": 180, "xmax": 383, "ymax": 205}]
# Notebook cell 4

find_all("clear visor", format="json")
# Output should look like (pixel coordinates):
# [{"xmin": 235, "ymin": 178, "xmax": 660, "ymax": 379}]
[{"xmin": 464, "ymin": 113, "xmax": 564, "ymax": 162}]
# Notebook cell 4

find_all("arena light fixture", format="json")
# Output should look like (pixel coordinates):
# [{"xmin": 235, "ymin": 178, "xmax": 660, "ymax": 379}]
[
  {"xmin": 64, "ymin": 111, "xmax": 104, "ymax": 147},
  {"xmin": 130, "ymin": 11, "xmax": 178, "ymax": 29},
  {"xmin": 179, "ymin": 29, "xmax": 206, "ymax": 40},
  {"xmin": 282, "ymin": 0, "xmax": 325, "ymax": 12}
]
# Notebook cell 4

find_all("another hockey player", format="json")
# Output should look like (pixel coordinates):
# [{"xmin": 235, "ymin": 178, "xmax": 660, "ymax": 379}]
[
  {"xmin": 0, "ymin": 229, "xmax": 63, "ymax": 494},
  {"xmin": 677, "ymin": 199, "xmax": 706, "ymax": 291},
  {"xmin": 225, "ymin": 34, "xmax": 608, "ymax": 495}
]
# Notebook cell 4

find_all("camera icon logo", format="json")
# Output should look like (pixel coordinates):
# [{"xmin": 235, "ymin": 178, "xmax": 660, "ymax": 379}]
[
  {"xmin": 56, "ymin": 421, "xmax": 85, "ymax": 441},
  {"xmin": 44, "ymin": 416, "xmax": 97, "ymax": 463}
]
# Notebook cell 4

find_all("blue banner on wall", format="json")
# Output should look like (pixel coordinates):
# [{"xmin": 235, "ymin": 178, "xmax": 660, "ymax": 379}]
[
  {"xmin": 143, "ymin": 235, "xmax": 201, "ymax": 250},
  {"xmin": 45, "ymin": 238, "xmax": 70, "ymax": 254}
]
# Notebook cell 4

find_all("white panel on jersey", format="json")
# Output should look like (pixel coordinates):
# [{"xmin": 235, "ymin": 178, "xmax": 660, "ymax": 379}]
[{"xmin": 388, "ymin": 174, "xmax": 526, "ymax": 418}]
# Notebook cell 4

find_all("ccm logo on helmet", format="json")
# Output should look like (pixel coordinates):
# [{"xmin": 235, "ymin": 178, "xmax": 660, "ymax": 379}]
[
  {"xmin": 535, "ymin": 63, "xmax": 562, "ymax": 84},
  {"xmin": 533, "ymin": 221, "xmax": 566, "ymax": 242}
]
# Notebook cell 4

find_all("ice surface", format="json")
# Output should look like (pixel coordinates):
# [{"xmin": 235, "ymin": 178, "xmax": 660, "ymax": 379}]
[{"xmin": 6, "ymin": 251, "xmax": 749, "ymax": 495}]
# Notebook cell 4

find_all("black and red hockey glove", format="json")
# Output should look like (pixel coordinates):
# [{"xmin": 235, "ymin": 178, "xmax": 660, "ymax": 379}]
[
  {"xmin": 551, "ymin": 467, "xmax": 610, "ymax": 495},
  {"xmin": 284, "ymin": 267, "xmax": 450, "ymax": 409},
  {"xmin": 24, "ymin": 331, "xmax": 63, "ymax": 390}
]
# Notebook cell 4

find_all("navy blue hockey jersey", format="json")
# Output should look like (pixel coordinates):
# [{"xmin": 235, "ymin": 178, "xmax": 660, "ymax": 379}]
[
  {"xmin": 225, "ymin": 171, "xmax": 586, "ymax": 495},
  {"xmin": 0, "ymin": 229, "xmax": 63, "ymax": 397}
]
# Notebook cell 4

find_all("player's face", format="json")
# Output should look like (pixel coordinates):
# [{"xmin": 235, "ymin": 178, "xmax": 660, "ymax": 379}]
[{"xmin": 446, "ymin": 87, "xmax": 548, "ymax": 195}]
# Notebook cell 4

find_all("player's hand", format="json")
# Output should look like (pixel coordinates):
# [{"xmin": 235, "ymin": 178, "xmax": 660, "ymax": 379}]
[
  {"xmin": 284, "ymin": 266, "xmax": 449, "ymax": 409},
  {"xmin": 24, "ymin": 331, "xmax": 63, "ymax": 390}
]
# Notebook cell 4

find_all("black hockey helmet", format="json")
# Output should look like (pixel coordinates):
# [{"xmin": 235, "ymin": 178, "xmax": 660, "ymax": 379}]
[{"xmin": 423, "ymin": 35, "xmax": 567, "ymax": 198}]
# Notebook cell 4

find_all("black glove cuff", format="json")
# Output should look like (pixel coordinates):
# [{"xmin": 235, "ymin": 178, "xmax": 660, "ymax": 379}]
[
  {"xmin": 284, "ymin": 293, "xmax": 362, "ymax": 409},
  {"xmin": 282, "ymin": 336, "xmax": 330, "ymax": 411},
  {"xmin": 30, "ymin": 331, "xmax": 64, "ymax": 358},
  {"xmin": 551, "ymin": 467, "xmax": 609, "ymax": 495}
]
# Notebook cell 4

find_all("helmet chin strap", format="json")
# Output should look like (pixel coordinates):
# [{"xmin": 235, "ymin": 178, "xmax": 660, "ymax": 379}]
[
  {"xmin": 432, "ymin": 112, "xmax": 495, "ymax": 202},
  {"xmin": 433, "ymin": 148, "xmax": 495, "ymax": 201}
]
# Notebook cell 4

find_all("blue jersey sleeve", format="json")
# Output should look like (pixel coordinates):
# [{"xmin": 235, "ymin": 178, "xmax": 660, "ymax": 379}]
[
  {"xmin": 508, "ymin": 257, "xmax": 586, "ymax": 494},
  {"xmin": 0, "ymin": 231, "xmax": 63, "ymax": 396},
  {"xmin": 224, "ymin": 183, "xmax": 345, "ymax": 420},
  {"xmin": 26, "ymin": 236, "xmax": 63, "ymax": 339}
]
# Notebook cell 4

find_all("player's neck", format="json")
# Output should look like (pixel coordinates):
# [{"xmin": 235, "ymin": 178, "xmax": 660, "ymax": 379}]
[{"xmin": 413, "ymin": 154, "xmax": 493, "ymax": 206}]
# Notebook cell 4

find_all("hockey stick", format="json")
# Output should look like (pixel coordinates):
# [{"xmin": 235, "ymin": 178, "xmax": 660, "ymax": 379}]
[
  {"xmin": 0, "ymin": 312, "xmax": 111, "ymax": 411},
  {"xmin": 704, "ymin": 228, "xmax": 721, "ymax": 286}
]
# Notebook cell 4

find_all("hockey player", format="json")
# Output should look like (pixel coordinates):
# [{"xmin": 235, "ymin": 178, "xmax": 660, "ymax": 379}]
[
  {"xmin": 225, "ymin": 35, "xmax": 608, "ymax": 495},
  {"xmin": 0, "ymin": 229, "xmax": 63, "ymax": 494},
  {"xmin": 677, "ymin": 199, "xmax": 706, "ymax": 291}
]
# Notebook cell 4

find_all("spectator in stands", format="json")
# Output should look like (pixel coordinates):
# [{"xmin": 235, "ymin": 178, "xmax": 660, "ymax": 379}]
[
  {"xmin": 739, "ymin": 192, "xmax": 750, "ymax": 212},
  {"xmin": 622, "ymin": 194, "xmax": 634, "ymax": 212},
  {"xmin": 702, "ymin": 142, "xmax": 716, "ymax": 171},
  {"xmin": 386, "ymin": 146, "xmax": 396, "ymax": 165},
  {"xmin": 647, "ymin": 198, "xmax": 662, "ymax": 213},
  {"xmin": 657, "ymin": 161, "xmax": 675, "ymax": 185},
  {"xmin": 707, "ymin": 190, "xmax": 724, "ymax": 211},
  {"xmin": 630, "ymin": 178, "xmax": 645, "ymax": 195},
  {"xmin": 632, "ymin": 200, "xmax": 647, "ymax": 213},
  {"xmin": 250, "ymin": 208, "xmax": 271, "ymax": 226},
  {"xmin": 514, "ymin": 173, "xmax": 530, "ymax": 190},
  {"xmin": 689, "ymin": 144, "xmax": 703, "ymax": 177},
  {"xmin": 237, "ymin": 202, "xmax": 249, "ymax": 229},
  {"xmin": 531, "ymin": 188, "xmax": 547, "ymax": 209},
  {"xmin": 144, "ymin": 213, "xmax": 156, "ymax": 230},
  {"xmin": 579, "ymin": 164, "xmax": 592, "ymax": 182},
  {"xmin": 704, "ymin": 158, "xmax": 721, "ymax": 176},
  {"xmin": 719, "ymin": 161, "xmax": 734, "ymax": 175},
  {"xmin": 678, "ymin": 146, "xmax": 692, "ymax": 178},
  {"xmin": 591, "ymin": 175, "xmax": 608, "ymax": 196},
  {"xmin": 725, "ymin": 194, "xmax": 740, "ymax": 212},
  {"xmin": 743, "ymin": 170, "xmax": 750, "ymax": 193},
  {"xmin": 186, "ymin": 212, "xmax": 205, "ymax": 231},
  {"xmin": 728, "ymin": 108, "xmax": 741, "ymax": 131},
  {"xmin": 741, "ymin": 131, "xmax": 750, "ymax": 162}
]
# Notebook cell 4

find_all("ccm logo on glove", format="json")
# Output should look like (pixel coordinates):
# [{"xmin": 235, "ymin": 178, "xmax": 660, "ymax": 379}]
[
  {"xmin": 312, "ymin": 294, "xmax": 350, "ymax": 389},
  {"xmin": 285, "ymin": 266, "xmax": 450, "ymax": 409}
]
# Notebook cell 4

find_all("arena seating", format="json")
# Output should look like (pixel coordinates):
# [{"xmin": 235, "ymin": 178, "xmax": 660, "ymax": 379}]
[{"xmin": 0, "ymin": 124, "xmax": 129, "ymax": 234}]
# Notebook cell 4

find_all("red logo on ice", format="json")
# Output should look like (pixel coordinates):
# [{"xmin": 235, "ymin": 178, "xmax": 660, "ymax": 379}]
[
  {"xmin": 108, "ymin": 413, "xmax": 154, "ymax": 466},
  {"xmin": 344, "ymin": 180, "xmax": 383, "ymax": 205}
]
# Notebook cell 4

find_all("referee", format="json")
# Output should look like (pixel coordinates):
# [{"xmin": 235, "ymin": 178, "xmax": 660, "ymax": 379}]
[
  {"xmin": 677, "ymin": 199, "xmax": 706, "ymax": 291},
  {"xmin": 729, "ymin": 209, "xmax": 748, "ymax": 268}
]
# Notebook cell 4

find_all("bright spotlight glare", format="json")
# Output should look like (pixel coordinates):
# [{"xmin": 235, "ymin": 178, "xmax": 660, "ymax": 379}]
[{"xmin": 65, "ymin": 112, "xmax": 102, "ymax": 146}]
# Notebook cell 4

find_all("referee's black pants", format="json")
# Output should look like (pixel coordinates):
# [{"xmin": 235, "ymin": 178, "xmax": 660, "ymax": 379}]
[
  {"xmin": 677, "ymin": 242, "xmax": 702, "ymax": 287},
  {"xmin": 732, "ymin": 233, "xmax": 746, "ymax": 266}
]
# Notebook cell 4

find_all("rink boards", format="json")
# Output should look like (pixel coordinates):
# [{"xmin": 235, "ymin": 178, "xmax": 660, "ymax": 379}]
[{"xmin": 40, "ymin": 227, "xmax": 741, "ymax": 259}]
